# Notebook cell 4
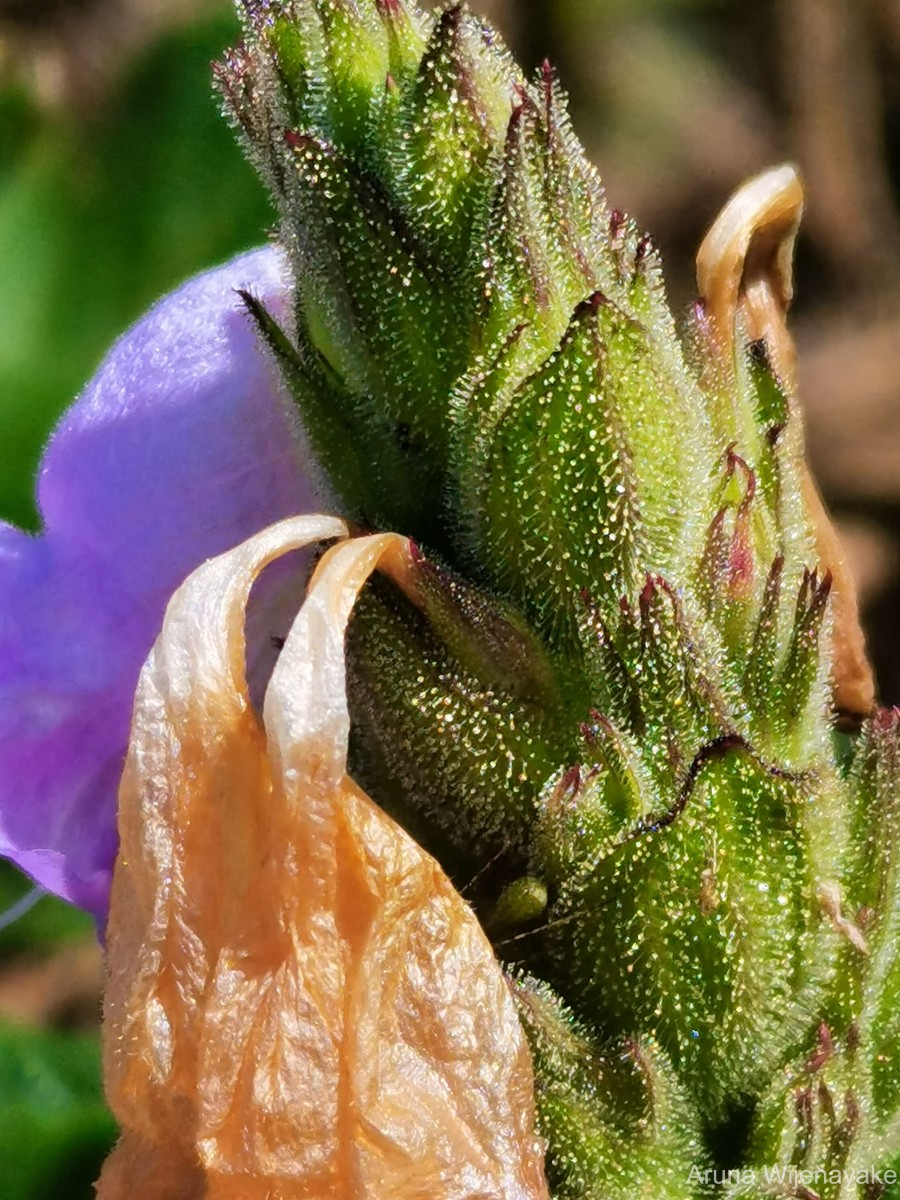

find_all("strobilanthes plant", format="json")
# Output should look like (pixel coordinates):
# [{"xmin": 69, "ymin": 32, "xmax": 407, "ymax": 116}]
[{"xmin": 0, "ymin": 1, "xmax": 897, "ymax": 1197}]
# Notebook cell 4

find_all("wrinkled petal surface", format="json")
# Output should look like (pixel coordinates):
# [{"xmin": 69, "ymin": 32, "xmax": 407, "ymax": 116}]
[
  {"xmin": 0, "ymin": 246, "xmax": 316, "ymax": 916},
  {"xmin": 99, "ymin": 515, "xmax": 549, "ymax": 1200}
]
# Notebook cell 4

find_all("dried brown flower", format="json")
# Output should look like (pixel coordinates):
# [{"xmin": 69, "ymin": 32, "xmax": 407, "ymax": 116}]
[{"xmin": 97, "ymin": 515, "xmax": 549, "ymax": 1200}]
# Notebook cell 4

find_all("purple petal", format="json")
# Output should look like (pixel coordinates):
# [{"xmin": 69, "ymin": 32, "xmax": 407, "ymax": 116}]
[{"xmin": 0, "ymin": 245, "xmax": 318, "ymax": 919}]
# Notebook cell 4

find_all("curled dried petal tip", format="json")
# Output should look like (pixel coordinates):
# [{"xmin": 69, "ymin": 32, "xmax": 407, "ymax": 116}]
[
  {"xmin": 99, "ymin": 516, "xmax": 549, "ymax": 1199},
  {"xmin": 696, "ymin": 162, "xmax": 804, "ymax": 380}
]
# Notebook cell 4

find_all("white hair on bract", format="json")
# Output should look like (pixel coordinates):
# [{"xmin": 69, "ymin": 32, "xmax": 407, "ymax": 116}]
[
  {"xmin": 97, "ymin": 513, "xmax": 549, "ymax": 1200},
  {"xmin": 696, "ymin": 163, "xmax": 873, "ymax": 718}
]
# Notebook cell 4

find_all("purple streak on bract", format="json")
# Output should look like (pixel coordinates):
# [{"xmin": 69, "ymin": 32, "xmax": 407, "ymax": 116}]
[{"xmin": 0, "ymin": 245, "xmax": 318, "ymax": 921}]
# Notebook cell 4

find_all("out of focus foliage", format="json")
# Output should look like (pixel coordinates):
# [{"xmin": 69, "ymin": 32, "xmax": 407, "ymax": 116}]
[
  {"xmin": 0, "ymin": 1018, "xmax": 114, "ymax": 1200},
  {"xmin": 0, "ymin": 5, "xmax": 272, "ymax": 530},
  {"xmin": 0, "ymin": 865, "xmax": 105, "ymax": 1198}
]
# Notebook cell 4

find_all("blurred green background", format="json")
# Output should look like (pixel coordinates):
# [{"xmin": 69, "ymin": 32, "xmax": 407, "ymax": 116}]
[{"xmin": 0, "ymin": 0, "xmax": 898, "ymax": 1195}]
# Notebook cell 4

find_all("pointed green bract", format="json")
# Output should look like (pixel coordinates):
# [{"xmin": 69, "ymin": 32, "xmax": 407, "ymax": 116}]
[
  {"xmin": 513, "ymin": 977, "xmax": 706, "ymax": 1200},
  {"xmin": 220, "ymin": 2, "xmax": 898, "ymax": 1195},
  {"xmin": 345, "ymin": 573, "xmax": 573, "ymax": 862},
  {"xmin": 541, "ymin": 739, "xmax": 845, "ymax": 1115}
]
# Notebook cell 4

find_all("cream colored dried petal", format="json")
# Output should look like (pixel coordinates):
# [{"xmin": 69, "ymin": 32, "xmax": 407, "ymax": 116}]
[
  {"xmin": 697, "ymin": 166, "xmax": 875, "ymax": 718},
  {"xmin": 697, "ymin": 163, "xmax": 804, "ymax": 385},
  {"xmin": 99, "ymin": 516, "xmax": 548, "ymax": 1200}
]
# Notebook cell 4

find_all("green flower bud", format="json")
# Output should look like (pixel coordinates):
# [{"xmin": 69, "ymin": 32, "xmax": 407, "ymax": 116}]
[
  {"xmin": 345, "ymin": 563, "xmax": 573, "ymax": 872},
  {"xmin": 730, "ymin": 1022, "xmax": 888, "ymax": 1199},
  {"xmin": 221, "ymin": 1, "xmax": 898, "ymax": 1194},
  {"xmin": 513, "ymin": 976, "xmax": 706, "ymax": 1200},
  {"xmin": 536, "ymin": 735, "xmax": 846, "ymax": 1118},
  {"xmin": 826, "ymin": 712, "xmax": 900, "ymax": 1126}
]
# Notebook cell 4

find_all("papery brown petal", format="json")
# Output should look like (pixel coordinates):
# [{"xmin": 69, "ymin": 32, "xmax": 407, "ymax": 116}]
[
  {"xmin": 697, "ymin": 165, "xmax": 875, "ymax": 718},
  {"xmin": 801, "ymin": 472, "xmax": 875, "ymax": 718},
  {"xmin": 696, "ymin": 163, "xmax": 804, "ymax": 383},
  {"xmin": 99, "ymin": 514, "xmax": 350, "ymax": 1190},
  {"xmin": 98, "ymin": 516, "xmax": 548, "ymax": 1200},
  {"xmin": 97, "ymin": 1132, "xmax": 204, "ymax": 1199}
]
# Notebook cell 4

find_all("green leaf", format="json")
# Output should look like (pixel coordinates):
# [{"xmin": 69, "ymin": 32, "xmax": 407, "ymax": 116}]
[
  {"xmin": 0, "ymin": 1020, "xmax": 115, "ymax": 1200},
  {"xmin": 0, "ymin": 865, "xmax": 92, "ymax": 957}
]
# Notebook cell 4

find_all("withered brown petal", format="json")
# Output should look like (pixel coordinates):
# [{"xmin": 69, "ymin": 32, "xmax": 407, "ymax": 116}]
[
  {"xmin": 99, "ymin": 516, "xmax": 548, "ymax": 1200},
  {"xmin": 696, "ymin": 163, "xmax": 804, "ymax": 383}
]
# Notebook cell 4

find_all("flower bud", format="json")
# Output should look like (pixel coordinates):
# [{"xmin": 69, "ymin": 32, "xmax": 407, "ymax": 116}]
[
  {"xmin": 214, "ymin": 0, "xmax": 896, "ymax": 1187},
  {"xmin": 345, "ymin": 559, "xmax": 572, "ymax": 872},
  {"xmin": 513, "ymin": 977, "xmax": 705, "ymax": 1200},
  {"xmin": 535, "ymin": 734, "xmax": 846, "ymax": 1118}
]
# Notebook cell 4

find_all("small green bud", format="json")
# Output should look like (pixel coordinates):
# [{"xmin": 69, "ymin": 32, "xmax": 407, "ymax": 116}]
[
  {"xmin": 456, "ymin": 294, "xmax": 641, "ymax": 648},
  {"xmin": 513, "ymin": 977, "xmax": 706, "ymax": 1200},
  {"xmin": 486, "ymin": 876, "xmax": 548, "ymax": 934},
  {"xmin": 391, "ymin": 6, "xmax": 513, "ymax": 267}
]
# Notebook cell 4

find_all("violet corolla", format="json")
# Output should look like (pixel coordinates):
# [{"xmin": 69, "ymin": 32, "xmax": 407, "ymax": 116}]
[{"xmin": 0, "ymin": 245, "xmax": 316, "ymax": 918}]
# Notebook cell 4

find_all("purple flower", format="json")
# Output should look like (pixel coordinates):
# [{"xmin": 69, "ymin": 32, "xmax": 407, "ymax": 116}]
[{"xmin": 0, "ymin": 245, "xmax": 317, "ymax": 920}]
